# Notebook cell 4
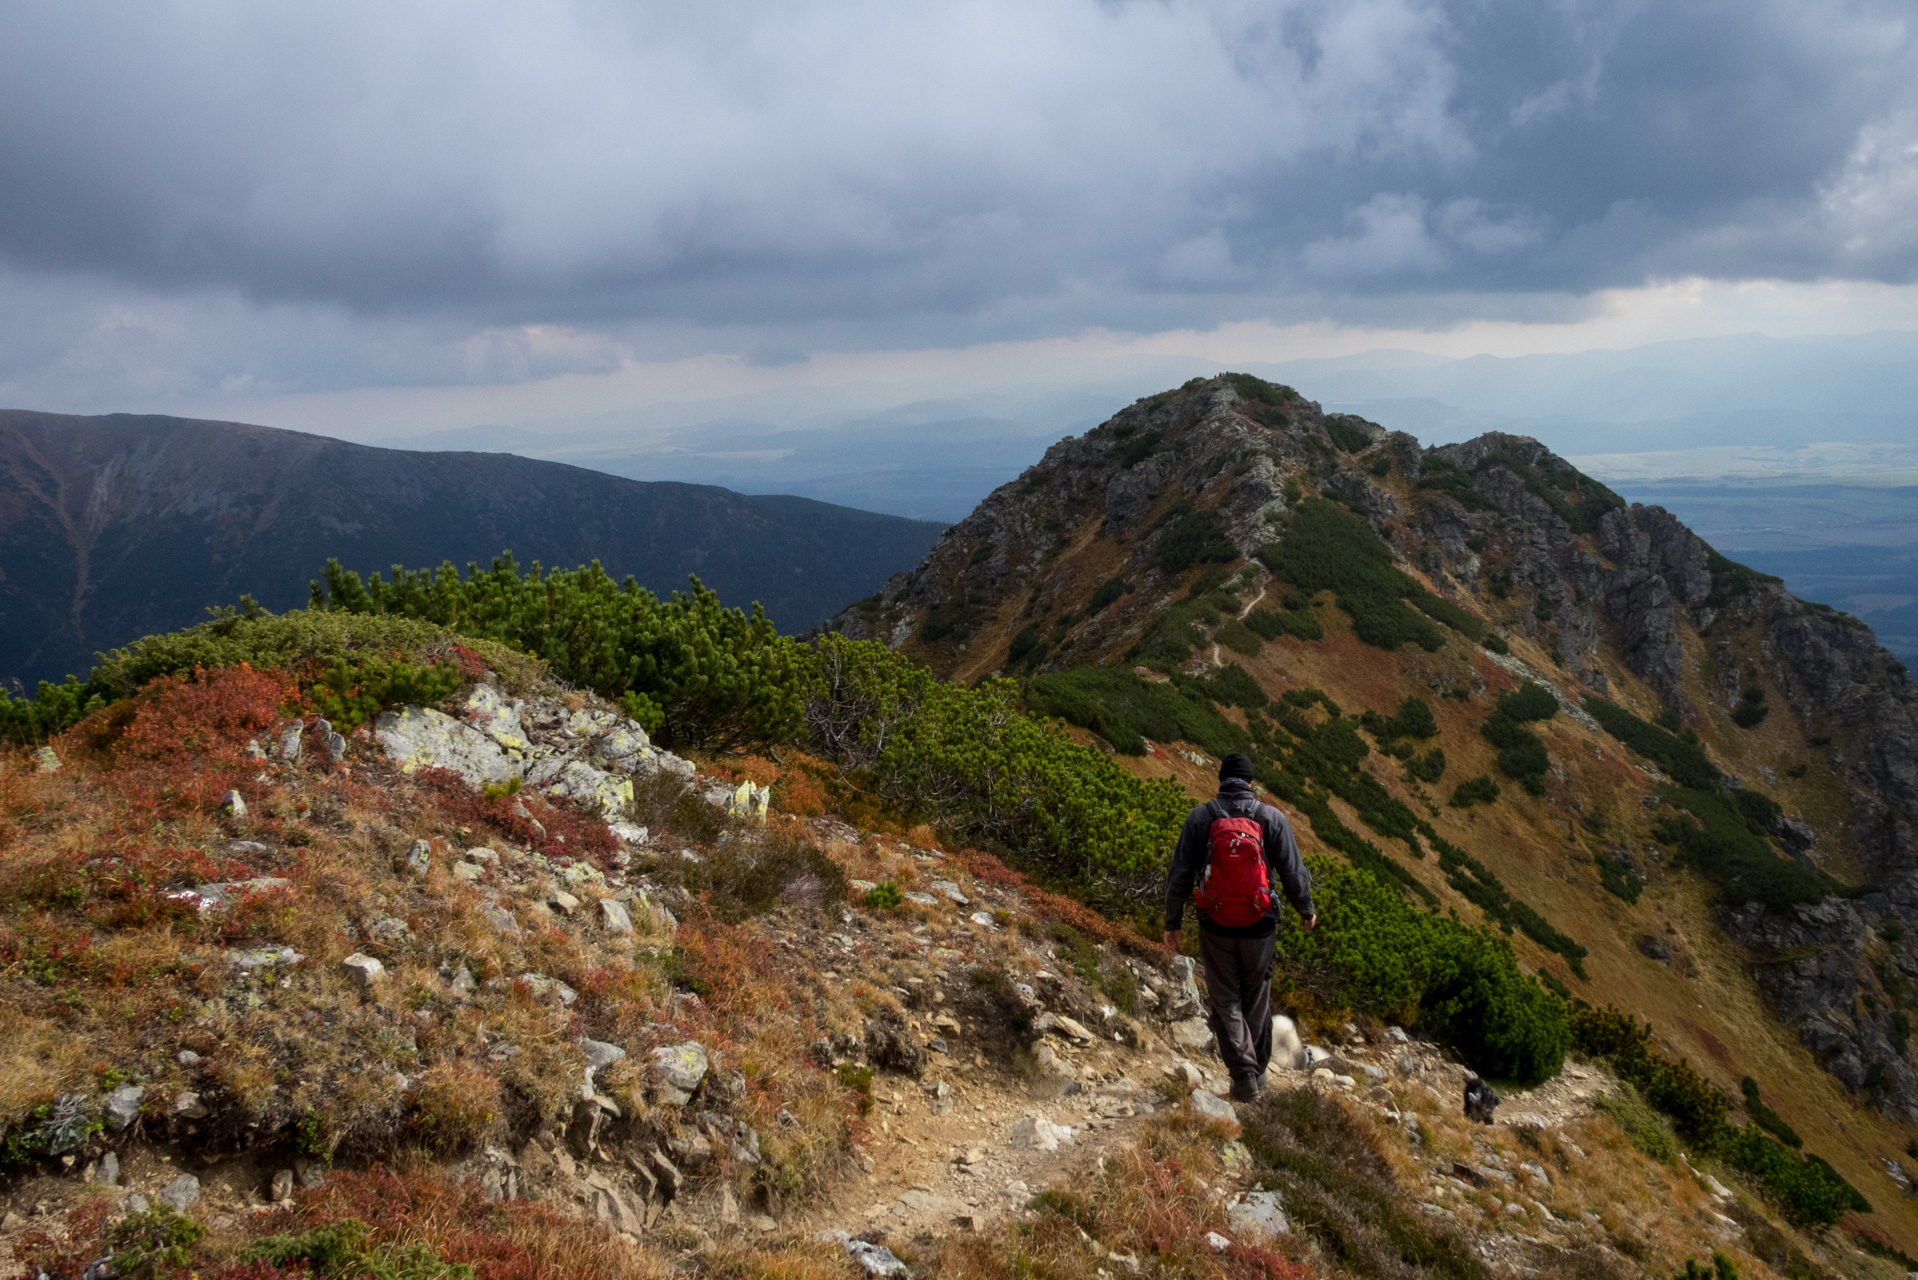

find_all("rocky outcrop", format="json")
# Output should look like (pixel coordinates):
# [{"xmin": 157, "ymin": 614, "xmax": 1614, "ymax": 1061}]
[
  {"xmin": 374, "ymin": 684, "xmax": 693, "ymax": 817},
  {"xmin": 1721, "ymin": 897, "xmax": 1918, "ymax": 1123}
]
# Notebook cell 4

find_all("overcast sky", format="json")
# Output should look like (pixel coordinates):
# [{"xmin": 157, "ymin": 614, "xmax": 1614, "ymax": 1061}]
[{"xmin": 3, "ymin": 0, "xmax": 1917, "ymax": 432}]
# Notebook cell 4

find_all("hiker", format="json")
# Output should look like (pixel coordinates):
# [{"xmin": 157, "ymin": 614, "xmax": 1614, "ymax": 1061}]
[{"xmin": 1163, "ymin": 752, "xmax": 1316, "ymax": 1102}]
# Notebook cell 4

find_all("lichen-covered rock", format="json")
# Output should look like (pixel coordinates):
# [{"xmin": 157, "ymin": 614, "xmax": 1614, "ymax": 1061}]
[
  {"xmin": 1227, "ymin": 1190, "xmax": 1289, "ymax": 1243},
  {"xmin": 653, "ymin": 1042, "xmax": 710, "ymax": 1105},
  {"xmin": 376, "ymin": 706, "xmax": 516, "ymax": 786},
  {"xmin": 104, "ymin": 1085, "xmax": 145, "ymax": 1130},
  {"xmin": 599, "ymin": 898, "xmax": 634, "ymax": 934},
  {"xmin": 376, "ymin": 684, "xmax": 691, "ymax": 817}
]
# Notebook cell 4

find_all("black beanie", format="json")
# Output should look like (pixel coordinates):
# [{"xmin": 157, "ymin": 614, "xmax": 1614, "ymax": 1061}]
[{"xmin": 1218, "ymin": 753, "xmax": 1255, "ymax": 782}]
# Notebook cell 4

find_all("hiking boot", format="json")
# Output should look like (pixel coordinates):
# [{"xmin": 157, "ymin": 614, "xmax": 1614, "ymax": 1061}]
[{"xmin": 1229, "ymin": 1073, "xmax": 1264, "ymax": 1103}]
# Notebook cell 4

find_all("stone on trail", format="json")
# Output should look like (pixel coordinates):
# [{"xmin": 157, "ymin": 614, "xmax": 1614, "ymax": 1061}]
[
  {"xmin": 1009, "ymin": 1115, "xmax": 1075, "ymax": 1151},
  {"xmin": 1189, "ymin": 1090, "xmax": 1237, "ymax": 1122}
]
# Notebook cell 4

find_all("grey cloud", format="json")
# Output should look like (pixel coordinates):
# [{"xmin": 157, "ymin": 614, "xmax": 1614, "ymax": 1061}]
[{"xmin": 0, "ymin": 0, "xmax": 1913, "ymax": 395}]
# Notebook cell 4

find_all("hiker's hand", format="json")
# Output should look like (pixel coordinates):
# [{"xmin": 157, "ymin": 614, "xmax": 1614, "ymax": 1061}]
[
  {"xmin": 1162, "ymin": 930, "xmax": 1180, "ymax": 950},
  {"xmin": 1303, "ymin": 914, "xmax": 1318, "ymax": 932}
]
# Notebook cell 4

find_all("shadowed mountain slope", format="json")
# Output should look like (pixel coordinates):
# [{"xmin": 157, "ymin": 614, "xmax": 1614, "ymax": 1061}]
[{"xmin": 0, "ymin": 410, "xmax": 945, "ymax": 687}]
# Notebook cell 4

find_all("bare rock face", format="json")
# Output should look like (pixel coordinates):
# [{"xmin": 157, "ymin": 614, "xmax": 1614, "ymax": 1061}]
[{"xmin": 1720, "ymin": 897, "xmax": 1918, "ymax": 1122}]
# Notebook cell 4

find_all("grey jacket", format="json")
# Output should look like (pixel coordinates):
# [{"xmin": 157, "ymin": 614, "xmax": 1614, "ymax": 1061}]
[{"xmin": 1164, "ymin": 778, "xmax": 1314, "ymax": 937}]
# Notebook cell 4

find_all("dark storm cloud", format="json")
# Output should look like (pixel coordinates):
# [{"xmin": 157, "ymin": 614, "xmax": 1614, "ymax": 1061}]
[{"xmin": 0, "ymin": 0, "xmax": 1912, "ymax": 340}]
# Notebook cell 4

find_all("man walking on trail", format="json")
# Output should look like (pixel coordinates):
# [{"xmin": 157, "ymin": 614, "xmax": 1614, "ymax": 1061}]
[{"xmin": 1163, "ymin": 752, "xmax": 1315, "ymax": 1102}]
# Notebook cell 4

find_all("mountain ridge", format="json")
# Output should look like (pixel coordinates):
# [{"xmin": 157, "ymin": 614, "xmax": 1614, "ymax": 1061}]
[{"xmin": 0, "ymin": 409, "xmax": 945, "ymax": 688}]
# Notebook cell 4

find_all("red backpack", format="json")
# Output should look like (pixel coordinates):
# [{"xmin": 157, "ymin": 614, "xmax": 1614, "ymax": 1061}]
[{"xmin": 1193, "ymin": 806, "xmax": 1272, "ymax": 927}]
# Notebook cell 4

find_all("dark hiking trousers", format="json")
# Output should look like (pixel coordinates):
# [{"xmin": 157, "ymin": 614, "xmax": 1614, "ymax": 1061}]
[{"xmin": 1200, "ymin": 928, "xmax": 1275, "ymax": 1079}]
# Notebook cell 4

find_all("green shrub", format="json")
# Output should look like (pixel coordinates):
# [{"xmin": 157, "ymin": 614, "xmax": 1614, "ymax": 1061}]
[
  {"xmin": 1495, "ymin": 681, "xmax": 1559, "ymax": 723},
  {"xmin": 1007, "ymin": 625, "xmax": 1042, "ymax": 664},
  {"xmin": 246, "ymin": 1219, "xmax": 473, "ymax": 1280},
  {"xmin": 1407, "ymin": 588, "xmax": 1486, "ymax": 641},
  {"xmin": 1481, "ymin": 696, "xmax": 1550, "ymax": 795},
  {"xmin": 1406, "ymin": 748, "xmax": 1447, "ymax": 783},
  {"xmin": 1088, "ymin": 577, "xmax": 1127, "ymax": 613},
  {"xmin": 1215, "ymin": 618, "xmax": 1262, "ymax": 656},
  {"xmin": 1732, "ymin": 692, "xmax": 1770, "ymax": 728},
  {"xmin": 1449, "ymin": 775, "xmax": 1501, "ymax": 808},
  {"xmin": 1740, "ymin": 1077, "xmax": 1801, "ymax": 1148},
  {"xmin": 1584, "ymin": 697, "xmax": 1718, "ymax": 789},
  {"xmin": 1025, "ymin": 665, "xmax": 1249, "ymax": 759},
  {"xmin": 862, "ymin": 881, "xmax": 904, "ymax": 910},
  {"xmin": 1257, "ymin": 500, "xmax": 1463, "ymax": 652},
  {"xmin": 309, "ymin": 554, "xmax": 811, "ymax": 749},
  {"xmin": 1427, "ymin": 830, "xmax": 1587, "ymax": 977},
  {"xmin": 1277, "ymin": 858, "xmax": 1569, "ymax": 1084},
  {"xmin": 1653, "ymin": 785, "xmax": 1839, "ymax": 912},
  {"xmin": 1671, "ymin": 1252, "xmax": 1740, "ymax": 1280},
  {"xmin": 1245, "ymin": 603, "xmax": 1325, "ymax": 643},
  {"xmin": 1, "ymin": 608, "xmax": 527, "ymax": 746},
  {"xmin": 310, "ymin": 655, "xmax": 463, "ymax": 729},
  {"xmin": 837, "ymin": 1062, "xmax": 875, "ymax": 1115},
  {"xmin": 813, "ymin": 637, "xmax": 1190, "ymax": 894},
  {"xmin": 1324, "ymin": 415, "xmax": 1375, "ymax": 453},
  {"xmin": 1152, "ymin": 506, "xmax": 1237, "ymax": 574},
  {"xmin": 106, "ymin": 1206, "xmax": 208, "ymax": 1280},
  {"xmin": 1596, "ymin": 852, "xmax": 1643, "ymax": 903},
  {"xmin": 1362, "ymin": 696, "xmax": 1439, "ymax": 742}
]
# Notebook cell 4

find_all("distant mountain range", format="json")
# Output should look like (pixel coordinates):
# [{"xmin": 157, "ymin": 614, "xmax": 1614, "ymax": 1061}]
[{"xmin": 0, "ymin": 410, "xmax": 945, "ymax": 688}]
